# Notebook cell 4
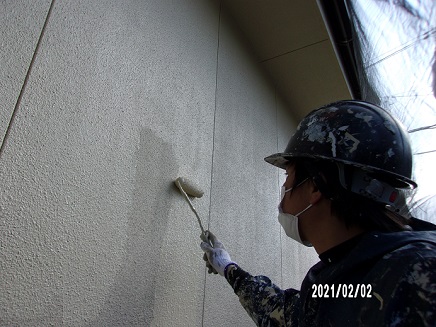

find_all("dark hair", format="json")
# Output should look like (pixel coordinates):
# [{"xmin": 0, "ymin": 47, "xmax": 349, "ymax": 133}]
[{"xmin": 292, "ymin": 159, "xmax": 410, "ymax": 232}]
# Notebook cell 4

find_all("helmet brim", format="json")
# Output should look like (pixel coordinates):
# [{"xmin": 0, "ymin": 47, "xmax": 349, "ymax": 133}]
[{"xmin": 264, "ymin": 152, "xmax": 418, "ymax": 189}]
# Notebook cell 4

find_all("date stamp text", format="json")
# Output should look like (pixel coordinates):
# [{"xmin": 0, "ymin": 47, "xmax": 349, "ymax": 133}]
[{"xmin": 311, "ymin": 284, "xmax": 372, "ymax": 298}]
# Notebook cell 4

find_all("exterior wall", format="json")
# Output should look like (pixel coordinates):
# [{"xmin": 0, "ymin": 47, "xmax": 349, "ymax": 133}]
[{"xmin": 0, "ymin": 0, "xmax": 319, "ymax": 326}]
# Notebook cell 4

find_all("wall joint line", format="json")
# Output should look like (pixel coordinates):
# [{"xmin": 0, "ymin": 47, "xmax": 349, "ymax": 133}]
[{"xmin": 0, "ymin": 0, "xmax": 57, "ymax": 159}]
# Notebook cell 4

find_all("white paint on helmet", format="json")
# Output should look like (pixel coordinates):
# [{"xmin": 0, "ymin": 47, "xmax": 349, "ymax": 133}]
[
  {"xmin": 388, "ymin": 148, "xmax": 395, "ymax": 157},
  {"xmin": 355, "ymin": 112, "xmax": 373, "ymax": 126},
  {"xmin": 345, "ymin": 132, "xmax": 360, "ymax": 153},
  {"xmin": 297, "ymin": 122, "xmax": 302, "ymax": 130},
  {"xmin": 303, "ymin": 123, "xmax": 326, "ymax": 143},
  {"xmin": 328, "ymin": 132, "xmax": 337, "ymax": 157},
  {"xmin": 384, "ymin": 120, "xmax": 396, "ymax": 134}
]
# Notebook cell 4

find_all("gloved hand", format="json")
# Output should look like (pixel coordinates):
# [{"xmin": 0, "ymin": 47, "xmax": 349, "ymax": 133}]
[{"xmin": 200, "ymin": 231, "xmax": 234, "ymax": 277}]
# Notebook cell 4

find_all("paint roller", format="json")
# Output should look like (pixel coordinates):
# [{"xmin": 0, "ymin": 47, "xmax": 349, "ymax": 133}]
[{"xmin": 174, "ymin": 177, "xmax": 211, "ymax": 245}]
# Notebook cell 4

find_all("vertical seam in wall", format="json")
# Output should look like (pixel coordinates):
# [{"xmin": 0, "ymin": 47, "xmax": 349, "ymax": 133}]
[
  {"xmin": 275, "ymin": 87, "xmax": 284, "ymax": 287},
  {"xmin": 207, "ymin": 0, "xmax": 221, "ymax": 237},
  {"xmin": 202, "ymin": 2, "xmax": 222, "ymax": 326},
  {"xmin": 0, "ymin": 0, "xmax": 57, "ymax": 160}
]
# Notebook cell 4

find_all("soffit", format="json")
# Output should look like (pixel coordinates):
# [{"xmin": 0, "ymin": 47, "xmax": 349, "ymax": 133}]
[{"xmin": 221, "ymin": 0, "xmax": 351, "ymax": 121}]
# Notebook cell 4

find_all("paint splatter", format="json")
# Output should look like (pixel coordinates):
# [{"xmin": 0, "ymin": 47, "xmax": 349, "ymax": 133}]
[
  {"xmin": 373, "ymin": 292, "xmax": 384, "ymax": 310},
  {"xmin": 345, "ymin": 132, "xmax": 360, "ymax": 153},
  {"xmin": 328, "ymin": 132, "xmax": 337, "ymax": 157},
  {"xmin": 384, "ymin": 120, "xmax": 396, "ymax": 135},
  {"xmin": 387, "ymin": 148, "xmax": 395, "ymax": 157},
  {"xmin": 355, "ymin": 112, "xmax": 373, "ymax": 126},
  {"xmin": 303, "ymin": 123, "xmax": 326, "ymax": 143}
]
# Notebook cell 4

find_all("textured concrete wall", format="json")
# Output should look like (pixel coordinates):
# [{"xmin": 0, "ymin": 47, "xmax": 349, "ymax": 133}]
[{"xmin": 0, "ymin": 0, "xmax": 318, "ymax": 326}]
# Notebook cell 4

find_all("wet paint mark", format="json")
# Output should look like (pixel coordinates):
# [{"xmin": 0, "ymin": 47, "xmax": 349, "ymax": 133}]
[{"xmin": 86, "ymin": 128, "xmax": 177, "ymax": 325}]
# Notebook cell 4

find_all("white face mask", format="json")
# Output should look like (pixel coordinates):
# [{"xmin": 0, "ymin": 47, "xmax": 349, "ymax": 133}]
[{"xmin": 278, "ymin": 185, "xmax": 313, "ymax": 247}]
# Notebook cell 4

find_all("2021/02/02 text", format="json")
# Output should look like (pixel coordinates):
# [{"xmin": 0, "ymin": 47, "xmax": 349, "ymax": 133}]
[{"xmin": 311, "ymin": 284, "xmax": 372, "ymax": 298}]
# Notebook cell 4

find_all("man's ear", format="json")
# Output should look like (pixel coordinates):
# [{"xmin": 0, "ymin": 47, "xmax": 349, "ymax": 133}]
[
  {"xmin": 310, "ymin": 188, "xmax": 323, "ymax": 205},
  {"xmin": 309, "ymin": 178, "xmax": 323, "ymax": 205}
]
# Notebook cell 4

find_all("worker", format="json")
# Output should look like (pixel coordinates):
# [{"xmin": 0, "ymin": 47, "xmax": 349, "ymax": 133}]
[{"xmin": 200, "ymin": 100, "xmax": 436, "ymax": 326}]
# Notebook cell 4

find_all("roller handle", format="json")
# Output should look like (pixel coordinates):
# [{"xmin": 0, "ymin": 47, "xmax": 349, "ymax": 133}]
[{"xmin": 176, "ymin": 180, "xmax": 213, "ymax": 247}]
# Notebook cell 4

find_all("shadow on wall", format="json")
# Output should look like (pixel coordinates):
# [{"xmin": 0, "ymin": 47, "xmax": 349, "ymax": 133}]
[{"xmin": 87, "ymin": 128, "xmax": 175, "ymax": 326}]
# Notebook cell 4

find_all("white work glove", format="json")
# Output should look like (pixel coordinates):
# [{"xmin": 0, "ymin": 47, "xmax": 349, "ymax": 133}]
[{"xmin": 200, "ymin": 231, "xmax": 234, "ymax": 277}]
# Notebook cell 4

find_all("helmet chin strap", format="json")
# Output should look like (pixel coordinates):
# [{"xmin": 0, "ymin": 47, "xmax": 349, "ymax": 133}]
[{"xmin": 336, "ymin": 163, "xmax": 401, "ymax": 211}]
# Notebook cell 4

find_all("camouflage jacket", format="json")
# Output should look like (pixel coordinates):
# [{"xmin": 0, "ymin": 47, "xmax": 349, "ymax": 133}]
[{"xmin": 226, "ymin": 227, "xmax": 436, "ymax": 326}]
